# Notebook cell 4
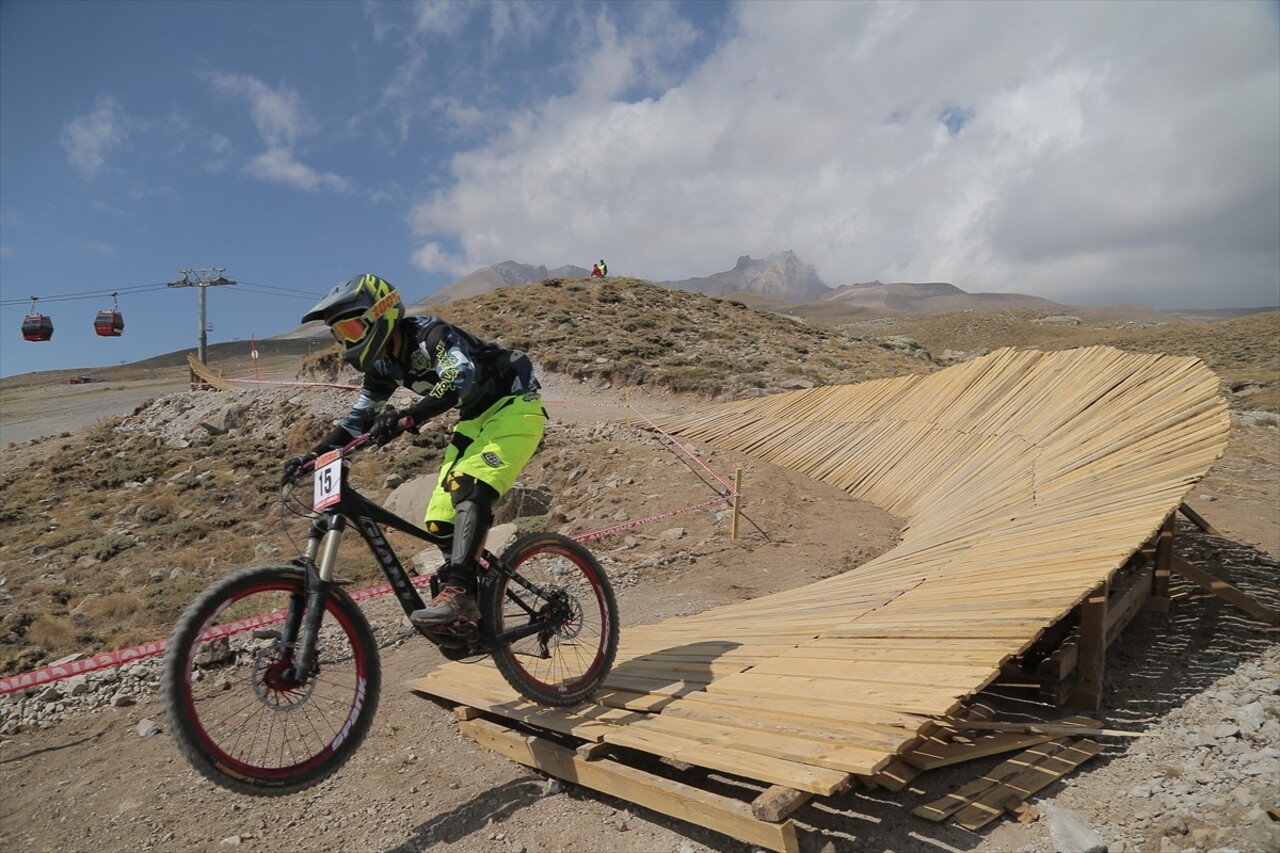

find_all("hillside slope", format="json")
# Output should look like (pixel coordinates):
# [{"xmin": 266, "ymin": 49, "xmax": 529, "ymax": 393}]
[{"xmin": 306, "ymin": 276, "xmax": 934, "ymax": 399}]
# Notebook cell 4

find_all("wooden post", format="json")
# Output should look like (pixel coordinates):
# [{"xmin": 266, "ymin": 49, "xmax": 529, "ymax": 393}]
[
  {"xmin": 731, "ymin": 468, "xmax": 743, "ymax": 540},
  {"xmin": 1069, "ymin": 580, "xmax": 1109, "ymax": 711},
  {"xmin": 1178, "ymin": 502, "xmax": 1222, "ymax": 537},
  {"xmin": 1147, "ymin": 514, "xmax": 1174, "ymax": 612}
]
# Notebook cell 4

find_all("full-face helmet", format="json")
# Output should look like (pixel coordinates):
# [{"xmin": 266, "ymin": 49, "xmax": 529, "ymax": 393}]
[{"xmin": 302, "ymin": 274, "xmax": 403, "ymax": 371}]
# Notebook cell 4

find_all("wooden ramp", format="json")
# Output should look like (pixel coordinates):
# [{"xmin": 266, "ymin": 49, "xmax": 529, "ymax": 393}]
[{"xmin": 410, "ymin": 346, "xmax": 1233, "ymax": 848}]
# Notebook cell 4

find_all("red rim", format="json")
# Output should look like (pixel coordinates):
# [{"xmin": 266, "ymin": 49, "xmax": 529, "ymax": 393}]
[{"xmin": 178, "ymin": 580, "xmax": 373, "ymax": 782}]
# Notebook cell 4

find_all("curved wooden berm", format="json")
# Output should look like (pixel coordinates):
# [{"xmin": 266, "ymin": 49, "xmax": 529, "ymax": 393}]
[{"xmin": 412, "ymin": 346, "xmax": 1232, "ymax": 849}]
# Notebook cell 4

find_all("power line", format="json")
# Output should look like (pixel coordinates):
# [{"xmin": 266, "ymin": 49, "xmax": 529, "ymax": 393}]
[
  {"xmin": 0, "ymin": 283, "xmax": 170, "ymax": 306},
  {"xmin": 236, "ymin": 280, "xmax": 320, "ymax": 297},
  {"xmin": 1, "ymin": 278, "xmax": 319, "ymax": 307}
]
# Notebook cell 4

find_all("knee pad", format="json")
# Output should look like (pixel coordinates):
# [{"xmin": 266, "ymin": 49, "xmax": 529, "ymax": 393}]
[
  {"xmin": 445, "ymin": 471, "xmax": 500, "ymax": 507},
  {"xmin": 423, "ymin": 519, "xmax": 454, "ymax": 560}
]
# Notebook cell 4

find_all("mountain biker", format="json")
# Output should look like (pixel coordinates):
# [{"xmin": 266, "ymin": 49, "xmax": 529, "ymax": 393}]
[{"xmin": 285, "ymin": 273, "xmax": 546, "ymax": 627}]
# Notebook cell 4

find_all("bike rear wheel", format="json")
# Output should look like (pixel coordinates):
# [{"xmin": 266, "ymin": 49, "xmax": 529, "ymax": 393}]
[
  {"xmin": 485, "ymin": 532, "xmax": 619, "ymax": 706},
  {"xmin": 160, "ymin": 565, "xmax": 381, "ymax": 795}
]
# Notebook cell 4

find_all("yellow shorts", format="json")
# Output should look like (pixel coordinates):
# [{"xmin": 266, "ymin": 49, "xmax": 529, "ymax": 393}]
[{"xmin": 424, "ymin": 393, "xmax": 546, "ymax": 526}]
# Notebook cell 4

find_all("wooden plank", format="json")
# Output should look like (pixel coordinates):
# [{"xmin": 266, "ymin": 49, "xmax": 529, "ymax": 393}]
[
  {"xmin": 952, "ymin": 739, "xmax": 1104, "ymax": 830},
  {"xmin": 751, "ymin": 786, "xmax": 812, "ymax": 822},
  {"xmin": 912, "ymin": 745, "xmax": 1057, "ymax": 822},
  {"xmin": 903, "ymin": 732, "xmax": 1065, "ymax": 771},
  {"xmin": 602, "ymin": 724, "xmax": 852, "ymax": 795},
  {"xmin": 660, "ymin": 701, "xmax": 911, "ymax": 752},
  {"xmin": 1169, "ymin": 554, "xmax": 1280, "ymax": 624},
  {"xmin": 913, "ymin": 740, "xmax": 1079, "ymax": 822},
  {"xmin": 865, "ymin": 703, "xmax": 997, "ymax": 790},
  {"xmin": 406, "ymin": 674, "xmax": 640, "ymax": 740},
  {"xmin": 936, "ymin": 718, "xmax": 1143, "ymax": 738},
  {"xmin": 459, "ymin": 717, "xmax": 801, "ymax": 853},
  {"xmin": 615, "ymin": 712, "xmax": 894, "ymax": 775},
  {"xmin": 1179, "ymin": 501, "xmax": 1222, "ymax": 536}
]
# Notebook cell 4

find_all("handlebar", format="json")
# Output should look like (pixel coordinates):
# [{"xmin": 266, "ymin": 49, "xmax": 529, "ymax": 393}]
[{"xmin": 283, "ymin": 433, "xmax": 374, "ymax": 487}]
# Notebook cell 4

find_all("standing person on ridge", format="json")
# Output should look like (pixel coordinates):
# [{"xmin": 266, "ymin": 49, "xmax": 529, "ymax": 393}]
[
  {"xmin": 284, "ymin": 274, "xmax": 546, "ymax": 626},
  {"xmin": 598, "ymin": 259, "xmax": 608, "ymax": 277}
]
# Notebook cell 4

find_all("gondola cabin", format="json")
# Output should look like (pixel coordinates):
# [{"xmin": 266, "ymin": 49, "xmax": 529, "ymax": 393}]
[
  {"xmin": 22, "ymin": 297, "xmax": 53, "ymax": 341},
  {"xmin": 94, "ymin": 309, "xmax": 124, "ymax": 336},
  {"xmin": 93, "ymin": 292, "xmax": 124, "ymax": 337},
  {"xmin": 22, "ymin": 312, "xmax": 54, "ymax": 341}
]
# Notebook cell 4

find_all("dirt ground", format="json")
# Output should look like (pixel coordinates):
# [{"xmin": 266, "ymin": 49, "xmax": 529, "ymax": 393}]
[{"xmin": 1, "ymin": 363, "xmax": 1277, "ymax": 853}]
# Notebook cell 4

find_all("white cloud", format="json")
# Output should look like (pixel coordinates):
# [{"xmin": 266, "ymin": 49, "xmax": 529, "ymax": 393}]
[
  {"xmin": 408, "ymin": 0, "xmax": 1280, "ymax": 307},
  {"xmin": 61, "ymin": 96, "xmax": 130, "ymax": 177},
  {"xmin": 207, "ymin": 72, "xmax": 354, "ymax": 195},
  {"xmin": 410, "ymin": 241, "xmax": 463, "ymax": 274},
  {"xmin": 208, "ymin": 73, "xmax": 314, "ymax": 148},
  {"xmin": 248, "ymin": 149, "xmax": 353, "ymax": 194},
  {"xmin": 414, "ymin": 0, "xmax": 470, "ymax": 36}
]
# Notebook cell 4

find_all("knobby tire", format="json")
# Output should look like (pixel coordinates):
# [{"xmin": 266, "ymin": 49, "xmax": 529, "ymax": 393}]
[
  {"xmin": 485, "ymin": 532, "xmax": 619, "ymax": 706},
  {"xmin": 160, "ymin": 565, "xmax": 381, "ymax": 796}
]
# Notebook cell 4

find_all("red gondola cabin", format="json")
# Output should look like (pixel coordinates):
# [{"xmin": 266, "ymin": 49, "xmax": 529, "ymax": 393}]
[
  {"xmin": 22, "ymin": 297, "xmax": 54, "ymax": 341},
  {"xmin": 22, "ymin": 312, "xmax": 54, "ymax": 341},
  {"xmin": 94, "ymin": 309, "xmax": 124, "ymax": 336},
  {"xmin": 94, "ymin": 292, "xmax": 124, "ymax": 337}
]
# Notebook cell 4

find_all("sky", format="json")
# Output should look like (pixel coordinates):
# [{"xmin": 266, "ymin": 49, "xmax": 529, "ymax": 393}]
[{"xmin": 1, "ymin": 0, "xmax": 1278, "ymax": 377}]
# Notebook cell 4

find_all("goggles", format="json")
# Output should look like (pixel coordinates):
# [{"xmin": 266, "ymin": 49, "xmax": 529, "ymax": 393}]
[{"xmin": 330, "ymin": 315, "xmax": 369, "ymax": 344}]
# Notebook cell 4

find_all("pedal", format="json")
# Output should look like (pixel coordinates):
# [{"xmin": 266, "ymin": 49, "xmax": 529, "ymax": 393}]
[{"xmin": 418, "ymin": 620, "xmax": 479, "ymax": 650}]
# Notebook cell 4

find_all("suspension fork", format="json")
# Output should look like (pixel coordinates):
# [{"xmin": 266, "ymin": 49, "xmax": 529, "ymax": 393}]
[{"xmin": 286, "ymin": 513, "xmax": 345, "ymax": 680}]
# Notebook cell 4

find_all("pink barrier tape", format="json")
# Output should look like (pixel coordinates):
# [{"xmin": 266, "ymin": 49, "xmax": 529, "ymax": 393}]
[
  {"xmin": 0, "ymin": 572, "xmax": 439, "ymax": 696},
  {"xmin": 1, "ymin": 400, "xmax": 738, "ymax": 696},
  {"xmin": 623, "ymin": 402, "xmax": 738, "ymax": 493},
  {"xmin": 0, "ymin": 641, "xmax": 169, "ymax": 695},
  {"xmin": 571, "ymin": 493, "xmax": 731, "ymax": 544},
  {"xmin": 221, "ymin": 377, "xmax": 361, "ymax": 390}
]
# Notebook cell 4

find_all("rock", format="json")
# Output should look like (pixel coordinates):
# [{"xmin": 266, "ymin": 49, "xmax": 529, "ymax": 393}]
[
  {"xmin": 384, "ymin": 473, "xmax": 405, "ymax": 489},
  {"xmin": 136, "ymin": 718, "xmax": 161, "ymax": 738},
  {"xmin": 1238, "ymin": 808, "xmax": 1280, "ymax": 850},
  {"xmin": 1207, "ymin": 723, "xmax": 1241, "ymax": 739},
  {"xmin": 1043, "ymin": 804, "xmax": 1108, "ymax": 853},
  {"xmin": 110, "ymin": 691, "xmax": 136, "ymax": 708},
  {"xmin": 543, "ymin": 778, "xmax": 563, "ymax": 795},
  {"xmin": 1231, "ymin": 701, "xmax": 1266, "ymax": 733},
  {"xmin": 37, "ymin": 687, "xmax": 62, "ymax": 702},
  {"xmin": 194, "ymin": 637, "xmax": 234, "ymax": 667},
  {"xmin": 878, "ymin": 336, "xmax": 931, "ymax": 359},
  {"xmin": 485, "ymin": 523, "xmax": 518, "ymax": 554}
]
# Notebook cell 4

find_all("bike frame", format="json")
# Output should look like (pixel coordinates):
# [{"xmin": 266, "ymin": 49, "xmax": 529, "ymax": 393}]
[{"xmin": 286, "ymin": 442, "xmax": 555, "ymax": 678}]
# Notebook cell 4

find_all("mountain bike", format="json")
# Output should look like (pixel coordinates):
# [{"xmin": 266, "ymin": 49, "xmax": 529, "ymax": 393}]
[{"xmin": 160, "ymin": 434, "xmax": 619, "ymax": 796}]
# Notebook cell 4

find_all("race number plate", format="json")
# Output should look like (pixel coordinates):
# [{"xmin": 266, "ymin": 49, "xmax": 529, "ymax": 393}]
[{"xmin": 313, "ymin": 450, "xmax": 342, "ymax": 511}]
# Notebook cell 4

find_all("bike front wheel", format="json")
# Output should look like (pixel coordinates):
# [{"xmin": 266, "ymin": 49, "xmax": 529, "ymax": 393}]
[
  {"xmin": 160, "ymin": 565, "xmax": 381, "ymax": 796},
  {"xmin": 485, "ymin": 532, "xmax": 619, "ymax": 706}
]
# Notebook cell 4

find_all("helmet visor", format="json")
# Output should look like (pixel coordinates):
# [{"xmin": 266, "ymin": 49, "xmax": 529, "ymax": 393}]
[{"xmin": 330, "ymin": 315, "xmax": 369, "ymax": 344}]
